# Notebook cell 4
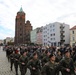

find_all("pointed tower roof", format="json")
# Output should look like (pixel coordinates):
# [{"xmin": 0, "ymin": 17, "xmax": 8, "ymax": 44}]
[{"xmin": 19, "ymin": 7, "xmax": 23, "ymax": 12}]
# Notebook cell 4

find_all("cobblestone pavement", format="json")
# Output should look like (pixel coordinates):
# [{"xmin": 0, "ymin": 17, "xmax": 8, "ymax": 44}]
[{"xmin": 0, "ymin": 46, "xmax": 30, "ymax": 75}]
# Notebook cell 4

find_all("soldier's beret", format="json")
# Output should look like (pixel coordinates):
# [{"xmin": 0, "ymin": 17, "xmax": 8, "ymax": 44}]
[
  {"xmin": 64, "ymin": 50, "xmax": 70, "ymax": 54},
  {"xmin": 33, "ymin": 52, "xmax": 37, "ymax": 56},
  {"xmin": 24, "ymin": 49, "xmax": 28, "ymax": 52},
  {"xmin": 49, "ymin": 54, "xmax": 55, "ymax": 58},
  {"xmin": 15, "ymin": 50, "xmax": 19, "ymax": 54},
  {"xmin": 45, "ymin": 50, "xmax": 49, "ymax": 54}
]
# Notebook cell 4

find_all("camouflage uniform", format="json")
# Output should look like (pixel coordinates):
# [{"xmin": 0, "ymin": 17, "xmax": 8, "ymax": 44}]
[
  {"xmin": 14, "ymin": 52, "xmax": 21, "ymax": 75},
  {"xmin": 41, "ymin": 61, "xmax": 59, "ymax": 75},
  {"xmin": 27, "ymin": 58, "xmax": 41, "ymax": 75},
  {"xmin": 9, "ymin": 52, "xmax": 15, "ymax": 71},
  {"xmin": 60, "ymin": 56, "xmax": 75, "ymax": 75},
  {"xmin": 19, "ymin": 55, "xmax": 28, "ymax": 75}
]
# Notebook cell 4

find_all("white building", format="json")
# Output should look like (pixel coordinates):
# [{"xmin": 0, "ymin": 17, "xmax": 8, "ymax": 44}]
[{"xmin": 42, "ymin": 22, "xmax": 70, "ymax": 46}]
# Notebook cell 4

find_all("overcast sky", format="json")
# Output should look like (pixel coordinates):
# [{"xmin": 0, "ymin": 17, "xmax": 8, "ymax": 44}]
[{"xmin": 0, "ymin": 0, "xmax": 76, "ymax": 39}]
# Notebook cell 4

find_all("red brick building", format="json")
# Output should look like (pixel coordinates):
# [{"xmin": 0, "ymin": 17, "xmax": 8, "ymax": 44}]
[{"xmin": 15, "ymin": 7, "xmax": 32, "ymax": 45}]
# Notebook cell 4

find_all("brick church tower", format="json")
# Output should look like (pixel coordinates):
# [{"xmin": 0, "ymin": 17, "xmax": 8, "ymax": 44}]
[{"xmin": 15, "ymin": 7, "xmax": 32, "ymax": 45}]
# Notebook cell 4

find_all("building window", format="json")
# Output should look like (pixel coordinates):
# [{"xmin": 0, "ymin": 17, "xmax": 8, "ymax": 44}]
[
  {"xmin": 53, "ymin": 25, "xmax": 55, "ymax": 27},
  {"xmin": 44, "ymin": 35, "xmax": 45, "ymax": 37},
  {"xmin": 72, "ymin": 31, "xmax": 74, "ymax": 34},
  {"xmin": 50, "ymin": 34, "xmax": 52, "ymax": 36},
  {"xmin": 53, "ymin": 33, "xmax": 55, "ymax": 36},
  {"xmin": 54, "ymin": 42, "xmax": 56, "ymax": 46},
  {"xmin": 53, "ymin": 29, "xmax": 55, "ymax": 31},
  {"xmin": 20, "ymin": 34, "xmax": 22, "ymax": 36},
  {"xmin": 54, "ymin": 38, "xmax": 55, "ymax": 40},
  {"xmin": 50, "ymin": 30, "xmax": 52, "ymax": 32},
  {"xmin": 73, "ymin": 37, "xmax": 75, "ymax": 41}
]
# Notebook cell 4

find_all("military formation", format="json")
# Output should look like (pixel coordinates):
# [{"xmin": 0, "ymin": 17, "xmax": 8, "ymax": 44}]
[{"xmin": 3, "ymin": 45, "xmax": 76, "ymax": 75}]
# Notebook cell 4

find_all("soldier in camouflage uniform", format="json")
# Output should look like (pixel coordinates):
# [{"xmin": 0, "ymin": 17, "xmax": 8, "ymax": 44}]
[
  {"xmin": 41, "ymin": 50, "xmax": 50, "ymax": 67},
  {"xmin": 14, "ymin": 50, "xmax": 21, "ymax": 75},
  {"xmin": 55, "ymin": 50, "xmax": 62, "ymax": 75},
  {"xmin": 27, "ymin": 52, "xmax": 41, "ymax": 75},
  {"xmin": 19, "ymin": 50, "xmax": 28, "ymax": 75},
  {"xmin": 60, "ymin": 50, "xmax": 75, "ymax": 75},
  {"xmin": 9, "ymin": 51, "xmax": 15, "ymax": 71},
  {"xmin": 56, "ymin": 50, "xmax": 62, "ymax": 62},
  {"xmin": 41, "ymin": 54, "xmax": 59, "ymax": 75}
]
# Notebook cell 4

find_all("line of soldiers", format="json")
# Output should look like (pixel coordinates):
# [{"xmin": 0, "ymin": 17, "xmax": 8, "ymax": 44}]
[{"xmin": 4, "ymin": 46, "xmax": 76, "ymax": 75}]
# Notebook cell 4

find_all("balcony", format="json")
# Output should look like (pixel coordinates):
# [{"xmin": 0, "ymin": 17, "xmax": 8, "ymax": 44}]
[
  {"xmin": 60, "ymin": 40, "xmax": 65, "ymax": 42},
  {"xmin": 60, "ymin": 31, "xmax": 65, "ymax": 33},
  {"xmin": 60, "ymin": 26, "xmax": 65, "ymax": 29},
  {"xmin": 60, "ymin": 35, "xmax": 65, "ymax": 38}
]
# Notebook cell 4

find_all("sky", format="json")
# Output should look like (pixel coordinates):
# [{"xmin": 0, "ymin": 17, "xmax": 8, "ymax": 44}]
[{"xmin": 0, "ymin": 0, "xmax": 76, "ymax": 39}]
